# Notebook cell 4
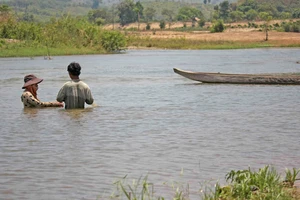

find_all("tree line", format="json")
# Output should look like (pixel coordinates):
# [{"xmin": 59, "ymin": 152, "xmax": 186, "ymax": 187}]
[
  {"xmin": 86, "ymin": 0, "xmax": 300, "ymax": 32},
  {"xmin": 212, "ymin": 0, "xmax": 300, "ymax": 22}
]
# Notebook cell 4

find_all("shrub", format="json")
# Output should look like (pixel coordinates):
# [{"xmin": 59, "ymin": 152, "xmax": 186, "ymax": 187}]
[
  {"xmin": 211, "ymin": 19, "xmax": 225, "ymax": 33},
  {"xmin": 95, "ymin": 18, "xmax": 105, "ymax": 26},
  {"xmin": 146, "ymin": 23, "xmax": 151, "ymax": 30},
  {"xmin": 282, "ymin": 21, "xmax": 300, "ymax": 32},
  {"xmin": 159, "ymin": 21, "xmax": 166, "ymax": 29},
  {"xmin": 283, "ymin": 24, "xmax": 290, "ymax": 32},
  {"xmin": 100, "ymin": 30, "xmax": 127, "ymax": 52},
  {"xmin": 291, "ymin": 23, "xmax": 300, "ymax": 32},
  {"xmin": 273, "ymin": 23, "xmax": 280, "ymax": 27},
  {"xmin": 198, "ymin": 20, "xmax": 205, "ymax": 27}
]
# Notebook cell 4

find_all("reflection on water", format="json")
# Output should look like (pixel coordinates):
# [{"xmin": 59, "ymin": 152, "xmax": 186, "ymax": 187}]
[
  {"xmin": 59, "ymin": 105, "xmax": 98, "ymax": 119},
  {"xmin": 1, "ymin": 49, "xmax": 300, "ymax": 200},
  {"xmin": 23, "ymin": 108, "xmax": 40, "ymax": 118},
  {"xmin": 23, "ymin": 103, "xmax": 100, "ymax": 119}
]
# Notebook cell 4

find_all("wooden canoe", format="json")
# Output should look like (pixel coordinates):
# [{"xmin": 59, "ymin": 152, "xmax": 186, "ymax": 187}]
[{"xmin": 173, "ymin": 68, "xmax": 300, "ymax": 84}]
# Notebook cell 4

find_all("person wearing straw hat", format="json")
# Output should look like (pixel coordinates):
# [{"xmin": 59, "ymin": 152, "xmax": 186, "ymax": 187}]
[
  {"xmin": 56, "ymin": 62, "xmax": 94, "ymax": 109},
  {"xmin": 21, "ymin": 74, "xmax": 63, "ymax": 108}
]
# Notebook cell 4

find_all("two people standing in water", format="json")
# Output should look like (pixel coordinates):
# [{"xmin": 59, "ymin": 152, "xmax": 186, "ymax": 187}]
[{"xmin": 21, "ymin": 62, "xmax": 94, "ymax": 109}]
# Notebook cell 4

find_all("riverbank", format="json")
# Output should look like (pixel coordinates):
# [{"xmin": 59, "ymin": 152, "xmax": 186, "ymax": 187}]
[
  {"xmin": 125, "ymin": 29, "xmax": 300, "ymax": 49},
  {"xmin": 106, "ymin": 19, "xmax": 300, "ymax": 49},
  {"xmin": 1, "ymin": 28, "xmax": 299, "ymax": 57}
]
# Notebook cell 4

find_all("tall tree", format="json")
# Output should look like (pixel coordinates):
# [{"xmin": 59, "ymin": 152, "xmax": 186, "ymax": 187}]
[
  {"xmin": 245, "ymin": 9, "xmax": 258, "ymax": 20},
  {"xmin": 229, "ymin": 11, "xmax": 244, "ymax": 22},
  {"xmin": 117, "ymin": 0, "xmax": 136, "ymax": 27},
  {"xmin": 144, "ymin": 7, "xmax": 156, "ymax": 22},
  {"xmin": 292, "ymin": 8, "xmax": 300, "ymax": 18},
  {"xmin": 88, "ymin": 8, "xmax": 108, "ymax": 25},
  {"xmin": 133, "ymin": 1, "xmax": 143, "ymax": 30},
  {"xmin": 219, "ymin": 1, "xmax": 230, "ymax": 21},
  {"xmin": 162, "ymin": 8, "xmax": 174, "ymax": 28},
  {"xmin": 0, "ymin": 4, "xmax": 10, "ymax": 13},
  {"xmin": 0, "ymin": 4, "xmax": 13, "ymax": 23},
  {"xmin": 92, "ymin": 0, "xmax": 101, "ymax": 9},
  {"xmin": 177, "ymin": 6, "xmax": 203, "ymax": 22},
  {"xmin": 259, "ymin": 12, "xmax": 272, "ymax": 41},
  {"xmin": 0, "ymin": 4, "xmax": 11, "ymax": 19},
  {"xmin": 257, "ymin": 3, "xmax": 278, "ymax": 18}
]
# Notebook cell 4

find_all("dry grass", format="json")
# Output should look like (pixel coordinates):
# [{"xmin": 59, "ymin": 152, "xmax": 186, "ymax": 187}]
[
  {"xmin": 104, "ymin": 20, "xmax": 300, "ymax": 48},
  {"xmin": 124, "ymin": 29, "xmax": 300, "ymax": 48},
  {"xmin": 139, "ymin": 30, "xmax": 300, "ymax": 46},
  {"xmin": 103, "ymin": 20, "xmax": 295, "ymax": 30}
]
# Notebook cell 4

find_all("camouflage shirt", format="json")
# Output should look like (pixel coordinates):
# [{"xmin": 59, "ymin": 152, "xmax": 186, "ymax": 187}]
[{"xmin": 21, "ymin": 91, "xmax": 62, "ymax": 108}]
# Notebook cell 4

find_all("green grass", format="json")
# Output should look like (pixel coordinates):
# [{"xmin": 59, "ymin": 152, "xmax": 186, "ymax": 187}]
[
  {"xmin": 0, "ymin": 43, "xmax": 107, "ymax": 57},
  {"xmin": 104, "ymin": 166, "xmax": 300, "ymax": 200},
  {"xmin": 1, "ymin": 33, "xmax": 300, "ymax": 58},
  {"xmin": 284, "ymin": 168, "xmax": 300, "ymax": 188}
]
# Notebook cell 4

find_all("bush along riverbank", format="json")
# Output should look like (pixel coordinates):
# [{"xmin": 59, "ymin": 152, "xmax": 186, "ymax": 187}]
[
  {"xmin": 105, "ymin": 166, "xmax": 300, "ymax": 200},
  {"xmin": 0, "ymin": 15, "xmax": 127, "ymax": 57}
]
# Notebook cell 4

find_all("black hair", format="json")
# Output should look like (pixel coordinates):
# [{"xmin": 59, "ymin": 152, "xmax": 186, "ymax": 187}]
[{"xmin": 67, "ymin": 62, "xmax": 81, "ymax": 76}]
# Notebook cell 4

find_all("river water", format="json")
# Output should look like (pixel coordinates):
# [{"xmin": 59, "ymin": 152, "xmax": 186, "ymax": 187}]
[{"xmin": 0, "ymin": 49, "xmax": 300, "ymax": 200}]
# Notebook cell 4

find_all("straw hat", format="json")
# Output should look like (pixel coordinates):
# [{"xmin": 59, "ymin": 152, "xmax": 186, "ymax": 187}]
[{"xmin": 22, "ymin": 74, "xmax": 43, "ymax": 89}]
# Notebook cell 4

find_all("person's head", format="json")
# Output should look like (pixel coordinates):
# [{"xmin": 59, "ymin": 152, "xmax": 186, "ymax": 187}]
[
  {"xmin": 22, "ymin": 74, "xmax": 43, "ymax": 90},
  {"xmin": 67, "ymin": 62, "xmax": 81, "ymax": 77},
  {"xmin": 22, "ymin": 74, "xmax": 43, "ymax": 99}
]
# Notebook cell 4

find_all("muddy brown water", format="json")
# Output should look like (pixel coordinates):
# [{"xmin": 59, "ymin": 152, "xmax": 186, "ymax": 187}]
[{"xmin": 1, "ymin": 49, "xmax": 300, "ymax": 199}]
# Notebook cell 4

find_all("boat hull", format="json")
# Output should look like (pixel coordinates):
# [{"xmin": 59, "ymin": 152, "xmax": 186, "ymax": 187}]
[{"xmin": 173, "ymin": 68, "xmax": 300, "ymax": 84}]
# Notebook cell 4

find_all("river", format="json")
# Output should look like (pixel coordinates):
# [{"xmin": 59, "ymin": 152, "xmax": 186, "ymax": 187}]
[{"xmin": 0, "ymin": 49, "xmax": 300, "ymax": 200}]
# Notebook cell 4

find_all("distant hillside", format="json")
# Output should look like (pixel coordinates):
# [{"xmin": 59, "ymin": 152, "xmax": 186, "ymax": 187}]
[
  {"xmin": 0, "ymin": 0, "xmax": 237, "ymax": 8},
  {"xmin": 0, "ymin": 0, "xmax": 93, "ymax": 21},
  {"xmin": 2, "ymin": 0, "xmax": 298, "ymax": 23},
  {"xmin": 0, "ymin": 0, "xmax": 237, "ymax": 22}
]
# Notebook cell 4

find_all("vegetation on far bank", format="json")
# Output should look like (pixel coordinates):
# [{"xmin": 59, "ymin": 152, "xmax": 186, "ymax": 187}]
[
  {"xmin": 0, "ymin": 4, "xmax": 128, "ymax": 57},
  {"xmin": 0, "ymin": 0, "xmax": 300, "ymax": 57}
]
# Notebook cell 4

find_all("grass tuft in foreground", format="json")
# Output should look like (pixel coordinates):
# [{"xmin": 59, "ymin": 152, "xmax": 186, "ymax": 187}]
[{"xmin": 105, "ymin": 165, "xmax": 300, "ymax": 200}]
